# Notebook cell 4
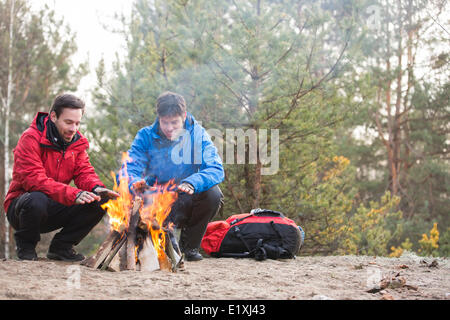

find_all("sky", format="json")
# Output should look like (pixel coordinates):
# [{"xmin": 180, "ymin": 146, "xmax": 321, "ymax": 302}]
[{"xmin": 30, "ymin": 0, "xmax": 133, "ymax": 106}]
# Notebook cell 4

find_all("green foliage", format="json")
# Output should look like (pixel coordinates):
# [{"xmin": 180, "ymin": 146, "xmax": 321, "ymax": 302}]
[
  {"xmin": 86, "ymin": 0, "xmax": 361, "ymax": 210},
  {"xmin": 348, "ymin": 191, "xmax": 403, "ymax": 256},
  {"xmin": 334, "ymin": 0, "xmax": 449, "ymax": 256},
  {"xmin": 3, "ymin": 0, "xmax": 447, "ymax": 258},
  {"xmin": 439, "ymin": 228, "xmax": 450, "ymax": 257},
  {"xmin": 0, "ymin": 0, "xmax": 87, "ymax": 257},
  {"xmin": 70, "ymin": 0, "xmax": 450, "ymax": 257},
  {"xmin": 418, "ymin": 223, "xmax": 440, "ymax": 257},
  {"xmin": 0, "ymin": 0, "xmax": 88, "ymax": 133},
  {"xmin": 290, "ymin": 155, "xmax": 357, "ymax": 255},
  {"xmin": 389, "ymin": 238, "xmax": 413, "ymax": 257}
]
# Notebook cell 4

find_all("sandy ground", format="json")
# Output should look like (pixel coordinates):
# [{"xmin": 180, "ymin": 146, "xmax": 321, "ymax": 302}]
[{"xmin": 0, "ymin": 252, "xmax": 448, "ymax": 300}]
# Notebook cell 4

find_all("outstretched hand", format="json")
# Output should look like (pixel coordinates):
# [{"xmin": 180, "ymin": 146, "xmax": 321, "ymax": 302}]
[
  {"xmin": 132, "ymin": 180, "xmax": 194, "ymax": 195},
  {"xmin": 177, "ymin": 182, "xmax": 194, "ymax": 195},
  {"xmin": 93, "ymin": 187, "xmax": 120, "ymax": 200},
  {"xmin": 75, "ymin": 191, "xmax": 101, "ymax": 205},
  {"xmin": 131, "ymin": 179, "xmax": 148, "ymax": 193}
]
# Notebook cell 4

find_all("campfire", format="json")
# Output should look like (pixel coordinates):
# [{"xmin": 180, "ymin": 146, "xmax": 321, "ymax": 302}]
[{"xmin": 81, "ymin": 153, "xmax": 184, "ymax": 272}]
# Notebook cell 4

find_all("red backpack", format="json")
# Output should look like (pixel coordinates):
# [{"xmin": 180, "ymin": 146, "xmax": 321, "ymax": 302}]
[{"xmin": 201, "ymin": 209, "xmax": 304, "ymax": 260}]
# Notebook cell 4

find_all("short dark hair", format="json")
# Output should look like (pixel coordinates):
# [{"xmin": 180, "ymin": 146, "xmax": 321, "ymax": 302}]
[
  {"xmin": 50, "ymin": 94, "xmax": 85, "ymax": 118},
  {"xmin": 156, "ymin": 91, "xmax": 186, "ymax": 118}
]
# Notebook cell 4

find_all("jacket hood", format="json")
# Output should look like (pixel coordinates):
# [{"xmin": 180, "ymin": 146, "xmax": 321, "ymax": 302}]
[{"xmin": 35, "ymin": 112, "xmax": 48, "ymax": 132}]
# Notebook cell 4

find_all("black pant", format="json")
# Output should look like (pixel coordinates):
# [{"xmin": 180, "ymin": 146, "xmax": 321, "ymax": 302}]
[
  {"xmin": 167, "ymin": 185, "xmax": 224, "ymax": 252},
  {"xmin": 6, "ymin": 191, "xmax": 106, "ymax": 250}
]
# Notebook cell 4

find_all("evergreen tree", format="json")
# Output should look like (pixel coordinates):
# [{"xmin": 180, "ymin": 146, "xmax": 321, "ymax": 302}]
[
  {"xmin": 0, "ymin": 0, "xmax": 87, "ymax": 258},
  {"xmin": 336, "ymin": 0, "xmax": 449, "ymax": 252},
  {"xmin": 87, "ymin": 0, "xmax": 447, "ymax": 256}
]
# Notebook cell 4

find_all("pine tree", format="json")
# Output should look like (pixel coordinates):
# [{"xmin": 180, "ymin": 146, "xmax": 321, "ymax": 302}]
[
  {"xmin": 0, "ymin": 0, "xmax": 87, "ymax": 258},
  {"xmin": 88, "ymin": 0, "xmax": 359, "ymax": 209},
  {"xmin": 336, "ymin": 0, "xmax": 449, "ymax": 250}
]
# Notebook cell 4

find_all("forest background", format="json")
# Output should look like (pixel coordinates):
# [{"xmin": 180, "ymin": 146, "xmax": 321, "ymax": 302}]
[{"xmin": 0, "ymin": 0, "xmax": 448, "ymax": 259}]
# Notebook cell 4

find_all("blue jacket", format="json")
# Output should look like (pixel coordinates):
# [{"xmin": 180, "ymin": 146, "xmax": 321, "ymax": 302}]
[{"xmin": 125, "ymin": 113, "xmax": 224, "ymax": 193}]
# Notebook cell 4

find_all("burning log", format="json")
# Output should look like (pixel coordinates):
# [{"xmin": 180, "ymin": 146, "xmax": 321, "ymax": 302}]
[
  {"xmin": 119, "ymin": 241, "xmax": 128, "ymax": 270},
  {"xmin": 100, "ymin": 233, "xmax": 127, "ymax": 271},
  {"xmin": 137, "ymin": 237, "xmax": 160, "ymax": 272},
  {"xmin": 139, "ymin": 217, "xmax": 172, "ymax": 272},
  {"xmin": 165, "ymin": 229, "xmax": 184, "ymax": 272},
  {"xmin": 81, "ymin": 195, "xmax": 185, "ymax": 273},
  {"xmin": 125, "ymin": 197, "xmax": 143, "ymax": 271},
  {"xmin": 81, "ymin": 153, "xmax": 184, "ymax": 273},
  {"xmin": 80, "ymin": 229, "xmax": 122, "ymax": 269},
  {"xmin": 81, "ymin": 197, "xmax": 142, "ymax": 271}
]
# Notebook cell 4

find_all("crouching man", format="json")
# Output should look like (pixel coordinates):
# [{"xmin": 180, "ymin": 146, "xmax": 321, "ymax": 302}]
[
  {"xmin": 4, "ymin": 94, "xmax": 119, "ymax": 261},
  {"xmin": 126, "ymin": 91, "xmax": 224, "ymax": 261}
]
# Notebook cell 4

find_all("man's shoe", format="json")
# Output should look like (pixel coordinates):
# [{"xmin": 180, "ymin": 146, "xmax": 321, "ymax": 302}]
[
  {"xmin": 17, "ymin": 247, "xmax": 38, "ymax": 261},
  {"xmin": 47, "ymin": 247, "xmax": 85, "ymax": 262},
  {"xmin": 184, "ymin": 249, "xmax": 203, "ymax": 261}
]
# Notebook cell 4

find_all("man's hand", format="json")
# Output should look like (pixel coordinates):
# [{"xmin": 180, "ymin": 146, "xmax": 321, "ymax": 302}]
[
  {"xmin": 93, "ymin": 186, "xmax": 120, "ymax": 200},
  {"xmin": 131, "ymin": 179, "xmax": 148, "ymax": 193},
  {"xmin": 177, "ymin": 182, "xmax": 194, "ymax": 195},
  {"xmin": 75, "ymin": 191, "xmax": 101, "ymax": 205}
]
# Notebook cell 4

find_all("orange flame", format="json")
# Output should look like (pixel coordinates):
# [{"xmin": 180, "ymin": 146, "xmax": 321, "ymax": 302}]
[
  {"xmin": 140, "ymin": 181, "xmax": 178, "ymax": 267},
  {"xmin": 101, "ymin": 152, "xmax": 179, "ymax": 270},
  {"xmin": 101, "ymin": 152, "xmax": 133, "ymax": 232}
]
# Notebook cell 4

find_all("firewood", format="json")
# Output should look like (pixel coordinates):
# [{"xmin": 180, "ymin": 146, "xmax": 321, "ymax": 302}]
[
  {"xmin": 165, "ymin": 230, "xmax": 183, "ymax": 272},
  {"xmin": 138, "ymin": 236, "xmax": 160, "ymax": 272},
  {"xmin": 81, "ymin": 194, "xmax": 187, "ymax": 273},
  {"xmin": 125, "ymin": 197, "xmax": 143, "ymax": 270},
  {"xmin": 80, "ymin": 230, "xmax": 122, "ymax": 269},
  {"xmin": 158, "ymin": 254, "xmax": 172, "ymax": 271},
  {"xmin": 107, "ymin": 249, "xmax": 121, "ymax": 272},
  {"xmin": 100, "ymin": 233, "xmax": 127, "ymax": 271},
  {"xmin": 118, "ymin": 240, "xmax": 128, "ymax": 271}
]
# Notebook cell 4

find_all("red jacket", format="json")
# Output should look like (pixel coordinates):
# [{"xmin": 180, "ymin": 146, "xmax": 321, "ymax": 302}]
[{"xmin": 4, "ymin": 112, "xmax": 105, "ymax": 213}]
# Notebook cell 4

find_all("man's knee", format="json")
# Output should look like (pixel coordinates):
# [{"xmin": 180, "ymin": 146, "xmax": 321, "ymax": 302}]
[
  {"xmin": 79, "ymin": 201, "xmax": 106, "ymax": 222},
  {"xmin": 200, "ymin": 185, "xmax": 224, "ymax": 207},
  {"xmin": 196, "ymin": 185, "xmax": 224, "ymax": 221},
  {"xmin": 16, "ymin": 192, "xmax": 49, "ymax": 220}
]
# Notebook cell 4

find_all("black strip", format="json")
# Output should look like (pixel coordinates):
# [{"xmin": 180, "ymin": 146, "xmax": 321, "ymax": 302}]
[
  {"xmin": 229, "ymin": 214, "xmax": 253, "ymax": 226},
  {"xmin": 40, "ymin": 143, "xmax": 61, "ymax": 151},
  {"xmin": 234, "ymin": 226, "xmax": 254, "ymax": 254},
  {"xmin": 269, "ymin": 221, "xmax": 294, "ymax": 257}
]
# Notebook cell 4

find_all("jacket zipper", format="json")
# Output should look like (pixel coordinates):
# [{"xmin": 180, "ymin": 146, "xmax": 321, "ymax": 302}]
[{"xmin": 56, "ymin": 150, "xmax": 65, "ymax": 181}]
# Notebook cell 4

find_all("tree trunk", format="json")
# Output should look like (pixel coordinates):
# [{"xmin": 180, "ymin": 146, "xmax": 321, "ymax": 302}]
[
  {"xmin": 392, "ymin": 0, "xmax": 404, "ymax": 200},
  {"xmin": 400, "ymin": 0, "xmax": 416, "ymax": 218},
  {"xmin": 2, "ymin": 0, "xmax": 15, "ymax": 259},
  {"xmin": 252, "ymin": 159, "xmax": 262, "ymax": 208},
  {"xmin": 0, "ymin": 146, "xmax": 5, "ymax": 258}
]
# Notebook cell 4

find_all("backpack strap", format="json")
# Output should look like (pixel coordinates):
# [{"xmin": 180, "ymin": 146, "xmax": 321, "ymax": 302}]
[
  {"xmin": 229, "ymin": 214, "xmax": 254, "ymax": 226},
  {"xmin": 212, "ymin": 252, "xmax": 251, "ymax": 258},
  {"xmin": 213, "ymin": 226, "xmax": 255, "ymax": 258},
  {"xmin": 234, "ymin": 226, "xmax": 252, "ymax": 252},
  {"xmin": 235, "ymin": 227, "xmax": 271, "ymax": 261},
  {"xmin": 268, "ymin": 221, "xmax": 294, "ymax": 258},
  {"xmin": 254, "ymin": 239, "xmax": 267, "ymax": 261}
]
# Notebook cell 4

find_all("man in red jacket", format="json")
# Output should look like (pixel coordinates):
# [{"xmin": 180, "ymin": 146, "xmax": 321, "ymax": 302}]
[{"xmin": 4, "ymin": 94, "xmax": 118, "ymax": 261}]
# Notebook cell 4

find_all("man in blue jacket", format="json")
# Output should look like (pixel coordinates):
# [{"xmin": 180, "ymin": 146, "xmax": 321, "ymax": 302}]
[{"xmin": 126, "ymin": 91, "xmax": 224, "ymax": 261}]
